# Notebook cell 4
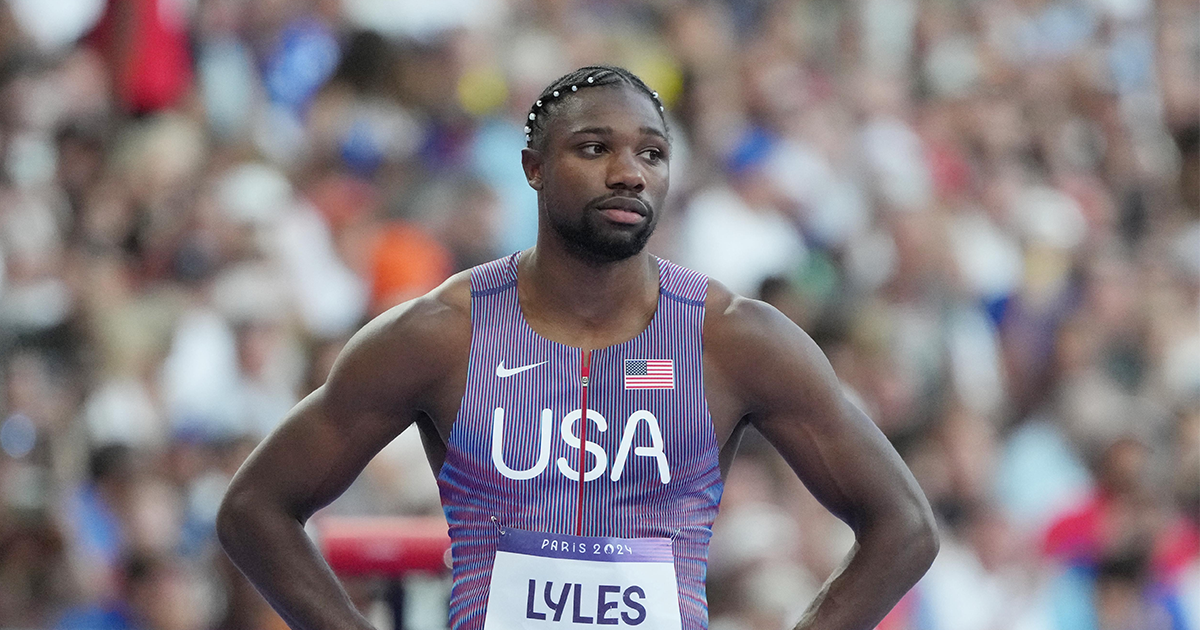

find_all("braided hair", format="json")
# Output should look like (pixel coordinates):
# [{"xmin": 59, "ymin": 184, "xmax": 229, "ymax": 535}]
[{"xmin": 524, "ymin": 65, "xmax": 667, "ymax": 150}]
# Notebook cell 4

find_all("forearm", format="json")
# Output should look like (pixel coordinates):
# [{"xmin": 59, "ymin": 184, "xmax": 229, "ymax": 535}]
[
  {"xmin": 793, "ymin": 516, "xmax": 938, "ymax": 630},
  {"xmin": 217, "ymin": 495, "xmax": 375, "ymax": 630}
]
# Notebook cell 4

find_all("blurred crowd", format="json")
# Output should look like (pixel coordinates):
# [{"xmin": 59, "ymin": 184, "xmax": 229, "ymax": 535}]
[{"xmin": 0, "ymin": 0, "xmax": 1196, "ymax": 628}]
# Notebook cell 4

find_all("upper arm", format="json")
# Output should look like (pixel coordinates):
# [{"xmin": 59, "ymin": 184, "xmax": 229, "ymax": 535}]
[
  {"xmin": 224, "ymin": 288, "xmax": 469, "ymax": 522},
  {"xmin": 707, "ymin": 292, "xmax": 931, "ymax": 532}
]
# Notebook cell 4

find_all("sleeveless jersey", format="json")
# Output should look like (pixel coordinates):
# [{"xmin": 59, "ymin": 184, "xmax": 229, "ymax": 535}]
[{"xmin": 436, "ymin": 252, "xmax": 724, "ymax": 630}]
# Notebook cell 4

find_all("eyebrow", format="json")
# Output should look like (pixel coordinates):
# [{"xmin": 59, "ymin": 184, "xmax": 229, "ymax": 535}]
[{"xmin": 569, "ymin": 126, "xmax": 669, "ymax": 142}]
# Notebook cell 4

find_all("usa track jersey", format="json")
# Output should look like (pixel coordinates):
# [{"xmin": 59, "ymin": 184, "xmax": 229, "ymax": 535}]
[{"xmin": 437, "ymin": 252, "xmax": 724, "ymax": 630}]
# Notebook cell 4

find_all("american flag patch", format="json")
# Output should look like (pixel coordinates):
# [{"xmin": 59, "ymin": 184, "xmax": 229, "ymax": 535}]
[{"xmin": 625, "ymin": 359, "xmax": 674, "ymax": 389}]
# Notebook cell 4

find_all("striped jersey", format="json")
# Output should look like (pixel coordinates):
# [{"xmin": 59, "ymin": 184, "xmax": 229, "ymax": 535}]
[{"xmin": 437, "ymin": 252, "xmax": 724, "ymax": 629}]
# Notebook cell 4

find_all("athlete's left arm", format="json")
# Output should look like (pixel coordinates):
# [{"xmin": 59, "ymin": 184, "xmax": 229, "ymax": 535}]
[{"xmin": 706, "ymin": 290, "xmax": 938, "ymax": 630}]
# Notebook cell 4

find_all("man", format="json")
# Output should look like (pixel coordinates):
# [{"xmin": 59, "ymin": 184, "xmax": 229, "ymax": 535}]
[{"xmin": 217, "ymin": 65, "xmax": 938, "ymax": 630}]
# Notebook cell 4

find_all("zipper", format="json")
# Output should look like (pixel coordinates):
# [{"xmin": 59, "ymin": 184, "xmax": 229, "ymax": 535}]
[{"xmin": 576, "ymin": 350, "xmax": 591, "ymax": 537}]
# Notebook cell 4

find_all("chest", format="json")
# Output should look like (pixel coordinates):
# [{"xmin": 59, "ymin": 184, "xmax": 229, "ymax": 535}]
[
  {"xmin": 419, "ymin": 350, "xmax": 744, "ymax": 484},
  {"xmin": 454, "ymin": 343, "xmax": 712, "ymax": 483}
]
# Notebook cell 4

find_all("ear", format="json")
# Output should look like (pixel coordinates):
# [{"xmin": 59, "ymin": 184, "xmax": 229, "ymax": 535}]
[{"xmin": 521, "ymin": 147, "xmax": 544, "ymax": 191}]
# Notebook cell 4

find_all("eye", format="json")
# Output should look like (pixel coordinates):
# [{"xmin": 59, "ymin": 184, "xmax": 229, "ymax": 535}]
[
  {"xmin": 579, "ymin": 143, "xmax": 606, "ymax": 156},
  {"xmin": 641, "ymin": 147, "xmax": 666, "ymax": 163}
]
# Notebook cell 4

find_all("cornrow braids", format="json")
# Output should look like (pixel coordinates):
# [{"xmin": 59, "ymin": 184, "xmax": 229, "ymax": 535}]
[{"xmin": 524, "ymin": 65, "xmax": 668, "ymax": 150}]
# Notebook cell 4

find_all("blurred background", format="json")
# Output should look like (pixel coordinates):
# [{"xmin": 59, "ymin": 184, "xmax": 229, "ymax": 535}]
[{"xmin": 0, "ymin": 0, "xmax": 1196, "ymax": 628}]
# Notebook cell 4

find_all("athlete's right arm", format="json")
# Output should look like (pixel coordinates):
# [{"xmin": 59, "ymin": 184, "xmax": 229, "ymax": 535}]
[{"xmin": 216, "ymin": 283, "xmax": 470, "ymax": 630}]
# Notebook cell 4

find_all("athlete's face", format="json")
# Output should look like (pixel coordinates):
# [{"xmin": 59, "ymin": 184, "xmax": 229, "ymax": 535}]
[{"xmin": 522, "ymin": 84, "xmax": 670, "ymax": 263}]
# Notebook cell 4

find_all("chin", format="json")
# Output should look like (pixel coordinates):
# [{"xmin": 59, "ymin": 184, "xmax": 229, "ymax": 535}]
[
  {"xmin": 551, "ymin": 212, "xmax": 656, "ymax": 263},
  {"xmin": 566, "ymin": 233, "xmax": 650, "ymax": 263}
]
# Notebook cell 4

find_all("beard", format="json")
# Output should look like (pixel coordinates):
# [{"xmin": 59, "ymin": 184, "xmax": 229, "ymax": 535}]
[{"xmin": 549, "ymin": 201, "xmax": 657, "ymax": 264}]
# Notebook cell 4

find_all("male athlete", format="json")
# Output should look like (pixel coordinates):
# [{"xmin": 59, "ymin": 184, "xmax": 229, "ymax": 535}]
[{"xmin": 217, "ymin": 66, "xmax": 939, "ymax": 630}]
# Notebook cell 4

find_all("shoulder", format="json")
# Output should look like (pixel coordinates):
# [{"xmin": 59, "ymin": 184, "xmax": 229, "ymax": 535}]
[
  {"xmin": 353, "ymin": 269, "xmax": 471, "ymax": 354},
  {"xmin": 702, "ymin": 279, "xmax": 832, "ymax": 413},
  {"xmin": 702, "ymin": 278, "xmax": 797, "ymax": 350},
  {"xmin": 323, "ymin": 270, "xmax": 472, "ymax": 409}
]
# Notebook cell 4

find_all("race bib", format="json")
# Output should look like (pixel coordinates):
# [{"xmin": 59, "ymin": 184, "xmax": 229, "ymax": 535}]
[{"xmin": 482, "ymin": 527, "xmax": 683, "ymax": 630}]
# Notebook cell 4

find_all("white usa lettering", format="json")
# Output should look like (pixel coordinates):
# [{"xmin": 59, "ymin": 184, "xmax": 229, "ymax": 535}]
[
  {"xmin": 610, "ymin": 411, "xmax": 671, "ymax": 484},
  {"xmin": 491, "ymin": 407, "xmax": 671, "ymax": 483},
  {"xmin": 491, "ymin": 408, "xmax": 553, "ymax": 479},
  {"xmin": 556, "ymin": 409, "xmax": 609, "ymax": 481}
]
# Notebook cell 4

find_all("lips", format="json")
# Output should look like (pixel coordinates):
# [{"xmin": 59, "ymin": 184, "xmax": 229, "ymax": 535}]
[
  {"xmin": 594, "ymin": 196, "xmax": 649, "ymax": 216},
  {"xmin": 594, "ymin": 196, "xmax": 650, "ymax": 225}
]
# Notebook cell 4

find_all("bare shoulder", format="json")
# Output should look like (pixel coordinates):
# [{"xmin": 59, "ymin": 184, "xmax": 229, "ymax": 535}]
[
  {"xmin": 345, "ymin": 270, "xmax": 471, "ymax": 359},
  {"xmin": 323, "ymin": 270, "xmax": 473, "ymax": 413},
  {"xmin": 702, "ymin": 278, "xmax": 833, "ymax": 416},
  {"xmin": 703, "ymin": 279, "xmax": 799, "ymax": 358}
]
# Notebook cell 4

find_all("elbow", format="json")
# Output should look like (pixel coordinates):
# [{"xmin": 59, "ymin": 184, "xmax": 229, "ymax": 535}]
[
  {"xmin": 217, "ymin": 482, "xmax": 307, "ymax": 557},
  {"xmin": 216, "ymin": 484, "xmax": 262, "ymax": 555},
  {"xmin": 215, "ymin": 487, "xmax": 245, "ymax": 553},
  {"xmin": 908, "ymin": 507, "xmax": 940, "ymax": 572},
  {"xmin": 898, "ymin": 494, "xmax": 940, "ymax": 573},
  {"xmin": 860, "ymin": 495, "xmax": 940, "ymax": 574}
]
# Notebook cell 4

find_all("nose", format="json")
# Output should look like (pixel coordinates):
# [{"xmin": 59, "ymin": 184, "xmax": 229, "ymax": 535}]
[{"xmin": 605, "ymin": 149, "xmax": 646, "ymax": 193}]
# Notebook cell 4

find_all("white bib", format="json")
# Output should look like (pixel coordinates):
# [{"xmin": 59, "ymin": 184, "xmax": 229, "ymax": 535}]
[{"xmin": 482, "ymin": 527, "xmax": 683, "ymax": 630}]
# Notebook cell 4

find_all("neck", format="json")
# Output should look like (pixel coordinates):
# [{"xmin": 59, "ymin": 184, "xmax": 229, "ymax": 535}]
[{"xmin": 518, "ymin": 233, "xmax": 658, "ymax": 349}]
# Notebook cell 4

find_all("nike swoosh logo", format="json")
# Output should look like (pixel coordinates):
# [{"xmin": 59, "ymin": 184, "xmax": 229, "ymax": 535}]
[{"xmin": 496, "ymin": 360, "xmax": 547, "ymax": 378}]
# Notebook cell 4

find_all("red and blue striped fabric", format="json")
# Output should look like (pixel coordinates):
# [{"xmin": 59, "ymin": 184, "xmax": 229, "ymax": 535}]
[{"xmin": 436, "ymin": 252, "xmax": 723, "ymax": 629}]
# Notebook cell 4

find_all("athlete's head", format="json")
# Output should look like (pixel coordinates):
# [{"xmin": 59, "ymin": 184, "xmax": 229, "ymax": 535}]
[{"xmin": 521, "ymin": 66, "xmax": 670, "ymax": 264}]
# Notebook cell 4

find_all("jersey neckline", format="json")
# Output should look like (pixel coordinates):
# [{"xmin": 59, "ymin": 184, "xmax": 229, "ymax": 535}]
[{"xmin": 507, "ymin": 250, "xmax": 667, "ymax": 356}]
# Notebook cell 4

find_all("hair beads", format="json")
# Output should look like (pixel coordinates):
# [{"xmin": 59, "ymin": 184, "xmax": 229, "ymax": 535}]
[{"xmin": 524, "ymin": 66, "xmax": 668, "ymax": 149}]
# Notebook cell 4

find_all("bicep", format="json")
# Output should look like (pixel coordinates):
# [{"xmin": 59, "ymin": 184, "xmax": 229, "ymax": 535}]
[
  {"xmin": 226, "ymin": 298, "xmax": 453, "ymax": 521},
  {"xmin": 753, "ymin": 384, "xmax": 913, "ymax": 528},
  {"xmin": 731, "ymin": 302, "xmax": 924, "ymax": 530},
  {"xmin": 229, "ymin": 385, "xmax": 411, "ymax": 521}
]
